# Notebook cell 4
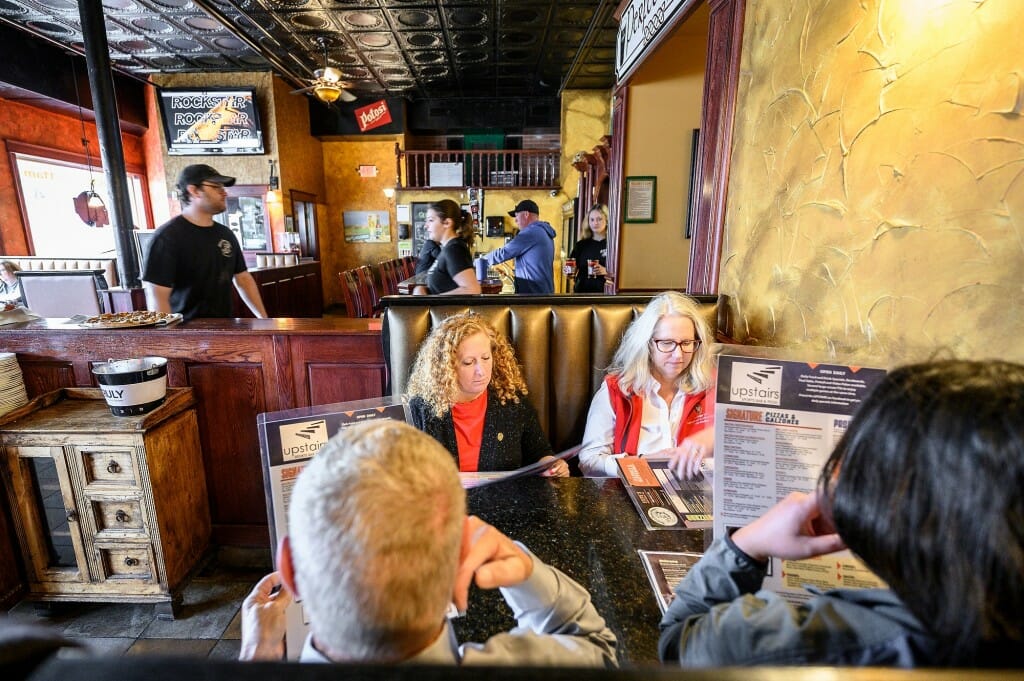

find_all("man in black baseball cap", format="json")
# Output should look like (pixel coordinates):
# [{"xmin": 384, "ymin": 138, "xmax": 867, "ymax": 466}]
[
  {"xmin": 507, "ymin": 199, "xmax": 539, "ymax": 218},
  {"xmin": 484, "ymin": 198, "xmax": 555, "ymax": 293},
  {"xmin": 142, "ymin": 164, "xmax": 266, "ymax": 321},
  {"xmin": 175, "ymin": 164, "xmax": 236, "ymax": 197}
]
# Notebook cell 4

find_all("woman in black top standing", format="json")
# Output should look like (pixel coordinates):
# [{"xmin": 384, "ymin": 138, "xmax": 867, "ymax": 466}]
[
  {"xmin": 413, "ymin": 199, "xmax": 481, "ymax": 296},
  {"xmin": 569, "ymin": 204, "xmax": 609, "ymax": 293}
]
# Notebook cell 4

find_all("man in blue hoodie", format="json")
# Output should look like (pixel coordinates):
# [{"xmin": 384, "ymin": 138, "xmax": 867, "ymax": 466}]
[{"xmin": 484, "ymin": 199, "xmax": 555, "ymax": 293}]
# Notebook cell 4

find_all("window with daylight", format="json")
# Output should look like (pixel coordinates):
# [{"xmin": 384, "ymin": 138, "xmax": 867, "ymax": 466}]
[{"xmin": 8, "ymin": 141, "xmax": 153, "ymax": 257}]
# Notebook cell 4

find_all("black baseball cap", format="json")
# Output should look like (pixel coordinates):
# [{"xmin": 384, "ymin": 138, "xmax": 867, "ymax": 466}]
[
  {"xmin": 508, "ymin": 199, "xmax": 539, "ymax": 217},
  {"xmin": 177, "ymin": 164, "xmax": 236, "ymax": 192}
]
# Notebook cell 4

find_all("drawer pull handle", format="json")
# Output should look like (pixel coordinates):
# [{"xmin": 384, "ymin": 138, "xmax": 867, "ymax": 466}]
[
  {"xmin": 115, "ymin": 510, "xmax": 130, "ymax": 523},
  {"xmin": 66, "ymin": 510, "xmax": 78, "ymax": 523},
  {"xmin": 106, "ymin": 460, "xmax": 121, "ymax": 474},
  {"xmin": 124, "ymin": 557, "xmax": 139, "ymax": 567}
]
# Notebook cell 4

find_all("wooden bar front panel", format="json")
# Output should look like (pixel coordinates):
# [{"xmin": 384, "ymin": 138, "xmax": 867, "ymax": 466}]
[{"xmin": 0, "ymin": 319, "xmax": 385, "ymax": 556}]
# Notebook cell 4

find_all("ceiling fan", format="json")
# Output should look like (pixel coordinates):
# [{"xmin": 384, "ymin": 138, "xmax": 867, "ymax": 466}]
[{"xmin": 291, "ymin": 36, "xmax": 356, "ymax": 104}]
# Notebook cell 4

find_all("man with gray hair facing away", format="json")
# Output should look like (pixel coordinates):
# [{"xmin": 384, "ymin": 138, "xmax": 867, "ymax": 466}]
[{"xmin": 239, "ymin": 420, "xmax": 617, "ymax": 667}]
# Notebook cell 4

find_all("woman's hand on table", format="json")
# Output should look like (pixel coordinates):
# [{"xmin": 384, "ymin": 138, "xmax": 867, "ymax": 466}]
[
  {"xmin": 731, "ymin": 490, "xmax": 845, "ymax": 563},
  {"xmin": 539, "ymin": 455, "xmax": 569, "ymax": 477},
  {"xmin": 662, "ymin": 429, "xmax": 715, "ymax": 480}
]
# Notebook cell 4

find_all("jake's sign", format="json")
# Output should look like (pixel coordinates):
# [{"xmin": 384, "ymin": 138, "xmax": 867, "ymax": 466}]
[
  {"xmin": 616, "ymin": 0, "xmax": 690, "ymax": 81},
  {"xmin": 354, "ymin": 100, "xmax": 393, "ymax": 133}
]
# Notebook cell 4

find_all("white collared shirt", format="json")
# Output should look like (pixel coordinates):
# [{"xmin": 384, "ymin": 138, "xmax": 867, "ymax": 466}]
[{"xmin": 578, "ymin": 377, "xmax": 687, "ymax": 477}]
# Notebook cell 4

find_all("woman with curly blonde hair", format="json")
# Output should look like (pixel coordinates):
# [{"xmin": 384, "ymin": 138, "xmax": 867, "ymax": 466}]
[
  {"xmin": 578, "ymin": 291, "xmax": 715, "ymax": 479},
  {"xmin": 405, "ymin": 312, "xmax": 567, "ymax": 476}
]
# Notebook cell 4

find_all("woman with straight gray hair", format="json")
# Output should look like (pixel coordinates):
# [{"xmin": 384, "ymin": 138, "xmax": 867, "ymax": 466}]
[{"xmin": 578, "ymin": 291, "xmax": 714, "ymax": 478}]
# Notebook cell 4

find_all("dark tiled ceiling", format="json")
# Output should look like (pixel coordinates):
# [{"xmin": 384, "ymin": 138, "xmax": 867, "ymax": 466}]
[{"xmin": 0, "ymin": 0, "xmax": 619, "ymax": 102}]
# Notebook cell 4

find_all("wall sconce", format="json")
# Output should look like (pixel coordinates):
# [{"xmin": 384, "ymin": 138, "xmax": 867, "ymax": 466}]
[{"xmin": 382, "ymin": 187, "xmax": 395, "ymax": 201}]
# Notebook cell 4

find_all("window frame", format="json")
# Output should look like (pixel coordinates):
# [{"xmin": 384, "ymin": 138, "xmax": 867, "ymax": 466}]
[{"xmin": 6, "ymin": 140, "xmax": 154, "ymax": 254}]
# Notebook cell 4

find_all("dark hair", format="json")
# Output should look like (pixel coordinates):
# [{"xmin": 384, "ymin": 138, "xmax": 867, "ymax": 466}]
[
  {"xmin": 819, "ymin": 359, "xmax": 1024, "ymax": 665},
  {"xmin": 429, "ymin": 199, "xmax": 475, "ymax": 249}
]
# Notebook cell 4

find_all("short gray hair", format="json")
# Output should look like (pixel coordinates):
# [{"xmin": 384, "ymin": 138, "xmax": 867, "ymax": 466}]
[
  {"xmin": 607, "ymin": 291, "xmax": 713, "ymax": 395},
  {"xmin": 287, "ymin": 420, "xmax": 466, "ymax": 660}
]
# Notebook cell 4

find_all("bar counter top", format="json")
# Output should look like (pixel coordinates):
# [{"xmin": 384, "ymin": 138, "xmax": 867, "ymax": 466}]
[{"xmin": 0, "ymin": 315, "xmax": 380, "ymax": 335}]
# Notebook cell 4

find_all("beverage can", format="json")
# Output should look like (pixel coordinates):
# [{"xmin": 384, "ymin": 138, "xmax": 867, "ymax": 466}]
[
  {"xmin": 564, "ymin": 258, "xmax": 576, "ymax": 275},
  {"xmin": 475, "ymin": 257, "xmax": 488, "ymax": 281},
  {"xmin": 588, "ymin": 259, "xmax": 599, "ymax": 276}
]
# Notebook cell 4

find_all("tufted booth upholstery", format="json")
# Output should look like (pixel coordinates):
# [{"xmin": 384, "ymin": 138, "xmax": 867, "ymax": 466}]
[
  {"xmin": 381, "ymin": 293, "xmax": 730, "ymax": 452},
  {"xmin": 5, "ymin": 257, "xmax": 118, "ymax": 288}
]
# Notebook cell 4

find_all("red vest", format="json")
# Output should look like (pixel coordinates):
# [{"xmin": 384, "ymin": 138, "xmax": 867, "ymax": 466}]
[{"xmin": 605, "ymin": 374, "xmax": 713, "ymax": 455}]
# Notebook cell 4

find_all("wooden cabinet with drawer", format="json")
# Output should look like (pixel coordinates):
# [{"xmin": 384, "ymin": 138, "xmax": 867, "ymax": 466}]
[{"xmin": 0, "ymin": 388, "xmax": 210, "ymax": 618}]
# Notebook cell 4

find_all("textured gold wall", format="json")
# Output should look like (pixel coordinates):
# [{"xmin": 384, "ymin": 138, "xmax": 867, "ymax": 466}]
[
  {"xmin": 720, "ymin": 0, "xmax": 1024, "ymax": 364},
  {"xmin": 321, "ymin": 137, "xmax": 403, "ymax": 306}
]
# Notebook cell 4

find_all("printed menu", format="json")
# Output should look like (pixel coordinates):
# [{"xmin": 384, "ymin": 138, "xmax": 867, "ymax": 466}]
[
  {"xmin": 712, "ymin": 354, "xmax": 889, "ymax": 603},
  {"xmin": 638, "ymin": 550, "xmax": 703, "ymax": 614},
  {"xmin": 617, "ymin": 456, "xmax": 712, "ymax": 530},
  {"xmin": 257, "ymin": 396, "xmax": 407, "ymax": 658}
]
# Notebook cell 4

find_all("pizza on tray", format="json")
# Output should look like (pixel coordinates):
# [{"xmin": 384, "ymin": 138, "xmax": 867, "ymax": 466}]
[{"xmin": 80, "ymin": 311, "xmax": 182, "ymax": 328}]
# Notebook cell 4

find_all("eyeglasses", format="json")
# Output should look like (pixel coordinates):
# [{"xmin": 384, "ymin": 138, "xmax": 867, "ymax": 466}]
[
  {"xmin": 200, "ymin": 182, "xmax": 226, "ymax": 192},
  {"xmin": 650, "ymin": 338, "xmax": 701, "ymax": 353}
]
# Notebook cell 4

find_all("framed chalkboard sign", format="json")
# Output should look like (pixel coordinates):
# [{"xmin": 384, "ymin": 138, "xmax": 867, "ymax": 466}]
[
  {"xmin": 134, "ymin": 229, "xmax": 157, "ymax": 273},
  {"xmin": 411, "ymin": 202, "xmax": 430, "ymax": 256}
]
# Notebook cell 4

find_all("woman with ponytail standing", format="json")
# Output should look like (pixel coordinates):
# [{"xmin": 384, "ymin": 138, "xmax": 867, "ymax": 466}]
[{"xmin": 413, "ymin": 199, "xmax": 482, "ymax": 295}]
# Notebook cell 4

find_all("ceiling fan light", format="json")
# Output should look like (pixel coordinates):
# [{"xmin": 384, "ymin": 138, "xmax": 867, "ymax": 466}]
[{"xmin": 314, "ymin": 83, "xmax": 343, "ymax": 103}]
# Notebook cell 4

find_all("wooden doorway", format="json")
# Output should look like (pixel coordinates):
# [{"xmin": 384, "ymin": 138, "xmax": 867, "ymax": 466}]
[{"xmin": 290, "ymin": 190, "xmax": 319, "ymax": 260}]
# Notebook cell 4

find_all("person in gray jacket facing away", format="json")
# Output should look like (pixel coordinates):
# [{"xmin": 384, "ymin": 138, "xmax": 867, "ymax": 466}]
[
  {"xmin": 659, "ymin": 359, "xmax": 1024, "ymax": 668},
  {"xmin": 484, "ymin": 199, "xmax": 555, "ymax": 293},
  {"xmin": 239, "ymin": 419, "xmax": 616, "ymax": 667}
]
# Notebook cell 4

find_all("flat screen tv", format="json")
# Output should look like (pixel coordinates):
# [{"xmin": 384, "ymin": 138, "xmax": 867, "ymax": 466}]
[{"xmin": 159, "ymin": 87, "xmax": 265, "ymax": 155}]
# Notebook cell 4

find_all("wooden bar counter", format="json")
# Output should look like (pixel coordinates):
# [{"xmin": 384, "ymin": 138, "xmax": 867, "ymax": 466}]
[{"xmin": 0, "ymin": 317, "xmax": 385, "ymax": 549}]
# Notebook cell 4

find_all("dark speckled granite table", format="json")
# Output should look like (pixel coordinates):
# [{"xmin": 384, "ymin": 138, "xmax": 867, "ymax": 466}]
[{"xmin": 455, "ymin": 476, "xmax": 710, "ymax": 667}]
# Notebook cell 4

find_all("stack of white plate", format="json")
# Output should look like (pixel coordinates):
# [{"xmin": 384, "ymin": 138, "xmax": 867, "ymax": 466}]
[{"xmin": 0, "ymin": 352, "xmax": 29, "ymax": 418}]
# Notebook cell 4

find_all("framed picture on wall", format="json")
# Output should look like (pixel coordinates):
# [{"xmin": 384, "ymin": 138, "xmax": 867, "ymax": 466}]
[
  {"xmin": 624, "ymin": 176, "xmax": 657, "ymax": 223},
  {"xmin": 343, "ymin": 211, "xmax": 391, "ymax": 243}
]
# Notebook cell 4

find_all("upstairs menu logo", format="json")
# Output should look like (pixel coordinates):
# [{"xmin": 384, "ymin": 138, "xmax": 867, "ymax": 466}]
[
  {"xmin": 355, "ymin": 100, "xmax": 392, "ymax": 132},
  {"xmin": 279, "ymin": 419, "xmax": 328, "ymax": 462},
  {"xmin": 730, "ymin": 362, "xmax": 783, "ymax": 406}
]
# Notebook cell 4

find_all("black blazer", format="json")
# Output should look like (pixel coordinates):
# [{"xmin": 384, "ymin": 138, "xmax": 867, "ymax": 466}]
[{"xmin": 407, "ymin": 389, "xmax": 553, "ymax": 471}]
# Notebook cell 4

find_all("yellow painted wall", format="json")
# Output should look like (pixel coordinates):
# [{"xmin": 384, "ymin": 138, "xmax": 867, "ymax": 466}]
[
  {"xmin": 270, "ymin": 76, "xmax": 325, "ymax": 228},
  {"xmin": 720, "ymin": 0, "xmax": 1024, "ymax": 364},
  {"xmin": 321, "ymin": 136, "xmax": 404, "ymax": 306},
  {"xmin": 620, "ymin": 9, "xmax": 708, "ymax": 290}
]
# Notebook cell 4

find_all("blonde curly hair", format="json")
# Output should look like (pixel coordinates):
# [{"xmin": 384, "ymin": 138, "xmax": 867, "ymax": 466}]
[{"xmin": 405, "ymin": 312, "xmax": 528, "ymax": 417}]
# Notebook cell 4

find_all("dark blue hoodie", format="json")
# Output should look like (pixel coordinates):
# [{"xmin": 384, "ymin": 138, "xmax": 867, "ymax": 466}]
[{"xmin": 484, "ymin": 220, "xmax": 556, "ymax": 293}]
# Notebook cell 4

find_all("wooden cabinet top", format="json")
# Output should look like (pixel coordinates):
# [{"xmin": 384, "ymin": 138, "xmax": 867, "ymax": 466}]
[{"xmin": 0, "ymin": 388, "xmax": 196, "ymax": 434}]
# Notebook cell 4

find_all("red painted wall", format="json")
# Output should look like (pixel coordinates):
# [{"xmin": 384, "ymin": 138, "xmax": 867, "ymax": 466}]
[{"xmin": 0, "ymin": 98, "xmax": 147, "ymax": 254}]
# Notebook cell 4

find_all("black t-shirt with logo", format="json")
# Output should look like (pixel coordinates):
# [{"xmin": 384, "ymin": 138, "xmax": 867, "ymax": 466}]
[
  {"xmin": 427, "ymin": 238, "xmax": 473, "ymax": 294},
  {"xmin": 569, "ymin": 237, "xmax": 607, "ymax": 293},
  {"xmin": 143, "ymin": 215, "xmax": 247, "ymax": 320}
]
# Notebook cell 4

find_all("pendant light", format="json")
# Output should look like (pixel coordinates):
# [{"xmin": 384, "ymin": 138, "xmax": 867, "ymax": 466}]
[{"xmin": 71, "ymin": 56, "xmax": 106, "ymax": 224}]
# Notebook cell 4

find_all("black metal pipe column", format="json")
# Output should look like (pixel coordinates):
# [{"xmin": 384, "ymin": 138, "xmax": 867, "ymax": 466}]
[{"xmin": 77, "ymin": 0, "xmax": 140, "ymax": 289}]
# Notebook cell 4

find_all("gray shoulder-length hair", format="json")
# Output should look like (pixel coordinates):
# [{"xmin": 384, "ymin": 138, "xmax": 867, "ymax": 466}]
[{"xmin": 606, "ymin": 291, "xmax": 713, "ymax": 395}]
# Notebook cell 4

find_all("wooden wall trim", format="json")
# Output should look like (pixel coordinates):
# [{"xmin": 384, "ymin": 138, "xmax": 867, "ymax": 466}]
[
  {"xmin": 605, "ymin": 86, "xmax": 628, "ymax": 295},
  {"xmin": 686, "ymin": 0, "xmax": 747, "ymax": 295}
]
